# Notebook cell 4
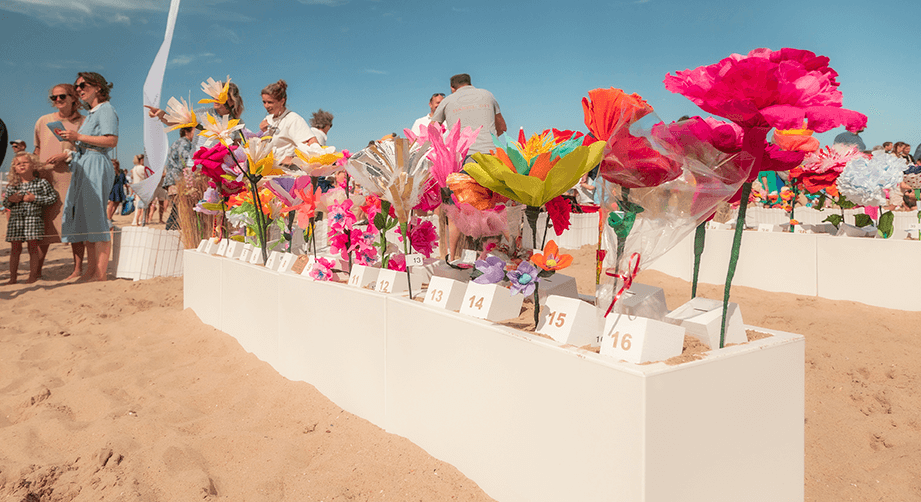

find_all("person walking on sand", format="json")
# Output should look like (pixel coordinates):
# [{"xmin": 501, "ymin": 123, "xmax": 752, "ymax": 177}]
[{"xmin": 4, "ymin": 153, "xmax": 57, "ymax": 284}]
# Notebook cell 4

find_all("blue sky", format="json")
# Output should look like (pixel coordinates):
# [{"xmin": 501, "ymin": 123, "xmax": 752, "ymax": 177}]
[{"xmin": 1, "ymin": 0, "xmax": 918, "ymax": 176}]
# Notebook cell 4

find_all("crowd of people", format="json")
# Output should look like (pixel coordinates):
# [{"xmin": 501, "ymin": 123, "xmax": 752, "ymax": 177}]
[{"xmin": 3, "ymin": 70, "xmax": 919, "ymax": 284}]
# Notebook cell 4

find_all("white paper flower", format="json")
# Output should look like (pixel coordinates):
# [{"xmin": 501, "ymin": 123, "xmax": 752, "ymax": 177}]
[
  {"xmin": 837, "ymin": 152, "xmax": 906, "ymax": 207},
  {"xmin": 199, "ymin": 112, "xmax": 244, "ymax": 146}
]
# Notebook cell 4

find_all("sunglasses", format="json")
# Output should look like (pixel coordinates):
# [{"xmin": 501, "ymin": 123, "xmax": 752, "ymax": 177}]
[
  {"xmin": 75, "ymin": 82, "xmax": 92, "ymax": 90},
  {"xmin": 50, "ymin": 94, "xmax": 69, "ymax": 101}
]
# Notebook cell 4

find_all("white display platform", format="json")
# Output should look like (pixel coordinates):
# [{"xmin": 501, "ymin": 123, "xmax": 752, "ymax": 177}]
[
  {"xmin": 649, "ymin": 228, "xmax": 921, "ymax": 311},
  {"xmin": 115, "ymin": 226, "xmax": 183, "ymax": 280},
  {"xmin": 184, "ymin": 250, "xmax": 805, "ymax": 502}
]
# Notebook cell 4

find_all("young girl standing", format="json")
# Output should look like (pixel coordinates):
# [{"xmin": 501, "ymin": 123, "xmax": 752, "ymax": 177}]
[{"xmin": 4, "ymin": 152, "xmax": 58, "ymax": 284}]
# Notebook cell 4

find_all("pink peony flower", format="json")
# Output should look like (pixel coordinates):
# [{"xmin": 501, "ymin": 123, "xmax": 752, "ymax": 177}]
[{"xmin": 664, "ymin": 48, "xmax": 867, "ymax": 133}]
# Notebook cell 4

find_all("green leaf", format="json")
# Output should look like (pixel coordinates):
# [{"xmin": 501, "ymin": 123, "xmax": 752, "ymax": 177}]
[
  {"xmin": 816, "ymin": 192, "xmax": 826, "ymax": 210},
  {"xmin": 836, "ymin": 195, "xmax": 856, "ymax": 209},
  {"xmin": 607, "ymin": 211, "xmax": 637, "ymax": 240},
  {"xmin": 823, "ymin": 214, "xmax": 843, "ymax": 229},
  {"xmin": 373, "ymin": 212, "xmax": 387, "ymax": 230},
  {"xmin": 854, "ymin": 214, "xmax": 873, "ymax": 228},
  {"xmin": 878, "ymin": 211, "xmax": 894, "ymax": 239}
]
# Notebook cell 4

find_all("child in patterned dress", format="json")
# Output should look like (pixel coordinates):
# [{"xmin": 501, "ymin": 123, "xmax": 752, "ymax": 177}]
[{"xmin": 4, "ymin": 152, "xmax": 58, "ymax": 284}]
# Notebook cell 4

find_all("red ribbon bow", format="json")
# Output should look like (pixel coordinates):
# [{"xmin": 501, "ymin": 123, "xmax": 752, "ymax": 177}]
[{"xmin": 604, "ymin": 252, "xmax": 641, "ymax": 317}]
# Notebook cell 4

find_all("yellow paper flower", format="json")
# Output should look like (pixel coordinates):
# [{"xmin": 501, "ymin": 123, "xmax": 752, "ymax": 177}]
[
  {"xmin": 199, "ymin": 112, "xmax": 244, "ymax": 146},
  {"xmin": 293, "ymin": 143, "xmax": 345, "ymax": 177},
  {"xmin": 518, "ymin": 131, "xmax": 558, "ymax": 162},
  {"xmin": 199, "ymin": 76, "xmax": 230, "ymax": 105},
  {"xmin": 163, "ymin": 95, "xmax": 197, "ymax": 131},
  {"xmin": 464, "ymin": 141, "xmax": 605, "ymax": 207},
  {"xmin": 243, "ymin": 137, "xmax": 284, "ymax": 177}
]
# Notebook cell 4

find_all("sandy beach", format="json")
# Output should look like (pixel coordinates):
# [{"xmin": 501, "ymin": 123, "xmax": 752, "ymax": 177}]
[{"xmin": 2, "ymin": 210, "xmax": 920, "ymax": 501}]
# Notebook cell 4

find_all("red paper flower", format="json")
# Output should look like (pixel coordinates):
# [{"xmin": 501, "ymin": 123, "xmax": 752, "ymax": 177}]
[
  {"xmin": 544, "ymin": 196, "xmax": 571, "ymax": 236},
  {"xmin": 583, "ymin": 87, "xmax": 682, "ymax": 188}
]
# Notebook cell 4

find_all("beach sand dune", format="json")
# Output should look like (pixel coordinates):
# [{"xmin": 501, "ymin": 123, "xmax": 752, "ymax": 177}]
[{"xmin": 1, "ymin": 213, "xmax": 920, "ymax": 501}]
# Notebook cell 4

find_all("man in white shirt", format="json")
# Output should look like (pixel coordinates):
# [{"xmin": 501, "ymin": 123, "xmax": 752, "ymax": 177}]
[
  {"xmin": 431, "ymin": 74, "xmax": 506, "ymax": 155},
  {"xmin": 410, "ymin": 93, "xmax": 445, "ymax": 135}
]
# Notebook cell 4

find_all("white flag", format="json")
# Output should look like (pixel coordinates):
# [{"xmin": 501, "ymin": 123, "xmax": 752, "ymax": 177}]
[{"xmin": 133, "ymin": 0, "xmax": 181, "ymax": 205}]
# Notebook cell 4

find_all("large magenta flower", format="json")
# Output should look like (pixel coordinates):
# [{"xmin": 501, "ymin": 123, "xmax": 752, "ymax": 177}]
[{"xmin": 664, "ymin": 48, "xmax": 867, "ymax": 133}]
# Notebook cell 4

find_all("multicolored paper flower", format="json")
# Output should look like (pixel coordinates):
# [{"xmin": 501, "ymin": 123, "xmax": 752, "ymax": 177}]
[
  {"xmin": 507, "ymin": 261, "xmax": 540, "ymax": 296},
  {"xmin": 530, "ymin": 240, "xmax": 572, "ymax": 272},
  {"xmin": 464, "ymin": 140, "xmax": 605, "ymax": 208},
  {"xmin": 293, "ymin": 143, "xmax": 345, "ymax": 177},
  {"xmin": 791, "ymin": 144, "xmax": 866, "ymax": 194}
]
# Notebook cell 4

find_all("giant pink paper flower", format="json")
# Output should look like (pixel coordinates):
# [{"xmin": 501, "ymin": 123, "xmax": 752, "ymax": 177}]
[
  {"xmin": 664, "ymin": 48, "xmax": 867, "ymax": 133},
  {"xmin": 404, "ymin": 119, "xmax": 481, "ymax": 189}
]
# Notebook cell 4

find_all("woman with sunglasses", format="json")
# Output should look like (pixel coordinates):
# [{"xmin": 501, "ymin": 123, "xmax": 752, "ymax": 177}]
[
  {"xmin": 56, "ymin": 72, "xmax": 119, "ymax": 282},
  {"xmin": 33, "ymin": 83, "xmax": 86, "ymax": 279}
]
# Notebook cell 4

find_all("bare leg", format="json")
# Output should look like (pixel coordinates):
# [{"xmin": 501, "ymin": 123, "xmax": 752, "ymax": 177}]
[
  {"xmin": 93, "ymin": 240, "xmax": 110, "ymax": 281},
  {"xmin": 26, "ymin": 241, "xmax": 42, "ymax": 283},
  {"xmin": 107, "ymin": 200, "xmax": 117, "ymax": 221},
  {"xmin": 36, "ymin": 243, "xmax": 50, "ymax": 278},
  {"xmin": 65, "ymin": 242, "xmax": 84, "ymax": 280},
  {"xmin": 77, "ymin": 242, "xmax": 97, "ymax": 282},
  {"xmin": 7, "ymin": 242, "xmax": 22, "ymax": 284},
  {"xmin": 158, "ymin": 200, "xmax": 166, "ymax": 223}
]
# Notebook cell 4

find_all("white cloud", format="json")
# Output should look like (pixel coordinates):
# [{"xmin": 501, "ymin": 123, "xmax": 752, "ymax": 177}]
[
  {"xmin": 167, "ymin": 53, "xmax": 216, "ymax": 69},
  {"xmin": 363, "ymin": 69, "xmax": 387, "ymax": 75},
  {"xmin": 0, "ymin": 0, "xmax": 164, "ymax": 27}
]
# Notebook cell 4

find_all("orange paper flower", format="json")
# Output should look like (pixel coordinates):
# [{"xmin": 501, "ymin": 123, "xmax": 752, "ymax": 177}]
[
  {"xmin": 446, "ymin": 172, "xmax": 497, "ymax": 210},
  {"xmin": 582, "ymin": 87, "xmax": 654, "ymax": 144},
  {"xmin": 531, "ymin": 240, "xmax": 573, "ymax": 271}
]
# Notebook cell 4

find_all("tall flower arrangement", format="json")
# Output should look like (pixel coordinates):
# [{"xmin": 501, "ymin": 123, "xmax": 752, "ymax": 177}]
[{"xmin": 664, "ymin": 48, "xmax": 867, "ymax": 347}]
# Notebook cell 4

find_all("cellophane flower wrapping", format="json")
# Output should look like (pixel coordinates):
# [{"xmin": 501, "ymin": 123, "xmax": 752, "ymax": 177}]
[
  {"xmin": 345, "ymin": 138, "xmax": 433, "ymax": 224},
  {"xmin": 596, "ymin": 114, "xmax": 748, "ymax": 312},
  {"xmin": 836, "ymin": 152, "xmax": 906, "ymax": 207}
]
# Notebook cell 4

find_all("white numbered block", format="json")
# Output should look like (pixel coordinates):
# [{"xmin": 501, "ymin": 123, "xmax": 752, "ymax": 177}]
[
  {"xmin": 904, "ymin": 223, "xmax": 921, "ymax": 237},
  {"xmin": 810, "ymin": 222, "xmax": 837, "ymax": 235},
  {"xmin": 461, "ymin": 249, "xmax": 478, "ymax": 263},
  {"xmin": 536, "ymin": 295, "xmax": 602, "ymax": 347},
  {"xmin": 347, "ymin": 264, "xmax": 380, "ymax": 288},
  {"xmin": 375, "ymin": 269, "xmax": 409, "ymax": 294},
  {"xmin": 277, "ymin": 253, "xmax": 298, "ymax": 274},
  {"xmin": 423, "ymin": 276, "xmax": 466, "ymax": 311},
  {"xmin": 203, "ymin": 239, "xmax": 222, "ymax": 255},
  {"xmin": 705, "ymin": 221, "xmax": 726, "ymax": 231},
  {"xmin": 265, "ymin": 251, "xmax": 284, "ymax": 271},
  {"xmin": 793, "ymin": 224, "xmax": 809, "ymax": 234},
  {"xmin": 538, "ymin": 273, "xmax": 579, "ymax": 301},
  {"xmin": 248, "ymin": 247, "xmax": 266, "ymax": 265},
  {"xmin": 664, "ymin": 297, "xmax": 746, "ymax": 349},
  {"xmin": 600, "ymin": 314, "xmax": 685, "ymax": 364},
  {"xmin": 238, "ymin": 246, "xmax": 252, "ymax": 263},
  {"xmin": 215, "ymin": 239, "xmax": 229, "ymax": 257},
  {"xmin": 460, "ymin": 282, "xmax": 524, "ymax": 322},
  {"xmin": 223, "ymin": 240, "xmax": 244, "ymax": 259},
  {"xmin": 610, "ymin": 283, "xmax": 668, "ymax": 321},
  {"xmin": 196, "ymin": 239, "xmax": 208, "ymax": 253},
  {"xmin": 758, "ymin": 223, "xmax": 778, "ymax": 233}
]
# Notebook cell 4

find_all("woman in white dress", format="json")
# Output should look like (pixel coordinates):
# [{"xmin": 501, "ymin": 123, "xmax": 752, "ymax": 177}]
[{"xmin": 259, "ymin": 80, "xmax": 316, "ymax": 166}]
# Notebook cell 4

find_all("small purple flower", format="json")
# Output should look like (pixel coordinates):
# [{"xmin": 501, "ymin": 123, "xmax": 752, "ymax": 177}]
[
  {"xmin": 507, "ymin": 261, "xmax": 540, "ymax": 296},
  {"xmin": 472, "ymin": 256, "xmax": 506, "ymax": 284}
]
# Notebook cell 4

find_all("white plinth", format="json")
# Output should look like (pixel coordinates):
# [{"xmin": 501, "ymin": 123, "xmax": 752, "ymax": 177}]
[{"xmin": 183, "ymin": 259, "xmax": 805, "ymax": 502}]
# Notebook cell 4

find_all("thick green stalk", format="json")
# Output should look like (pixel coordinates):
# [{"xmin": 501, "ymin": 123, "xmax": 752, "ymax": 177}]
[
  {"xmin": 691, "ymin": 221, "xmax": 706, "ymax": 298},
  {"xmin": 720, "ymin": 182, "xmax": 752, "ymax": 348}
]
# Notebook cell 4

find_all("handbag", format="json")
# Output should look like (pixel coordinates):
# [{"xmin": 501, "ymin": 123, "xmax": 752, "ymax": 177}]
[{"xmin": 121, "ymin": 195, "xmax": 135, "ymax": 215}]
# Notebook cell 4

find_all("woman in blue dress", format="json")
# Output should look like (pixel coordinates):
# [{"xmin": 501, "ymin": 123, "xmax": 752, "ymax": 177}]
[{"xmin": 57, "ymin": 72, "xmax": 119, "ymax": 282}]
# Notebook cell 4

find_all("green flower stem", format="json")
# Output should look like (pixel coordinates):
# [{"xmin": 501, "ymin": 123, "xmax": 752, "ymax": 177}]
[
  {"xmin": 401, "ymin": 221, "xmax": 413, "ymax": 299},
  {"xmin": 525, "ymin": 205, "xmax": 540, "ymax": 249},
  {"xmin": 615, "ymin": 187, "xmax": 630, "ymax": 275},
  {"xmin": 691, "ymin": 221, "xmax": 706, "ymax": 298},
  {"xmin": 533, "ymin": 282, "xmax": 540, "ymax": 328},
  {"xmin": 720, "ymin": 181, "xmax": 752, "ymax": 348},
  {"xmin": 248, "ymin": 177, "xmax": 269, "ymax": 264},
  {"xmin": 790, "ymin": 183, "xmax": 799, "ymax": 232}
]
